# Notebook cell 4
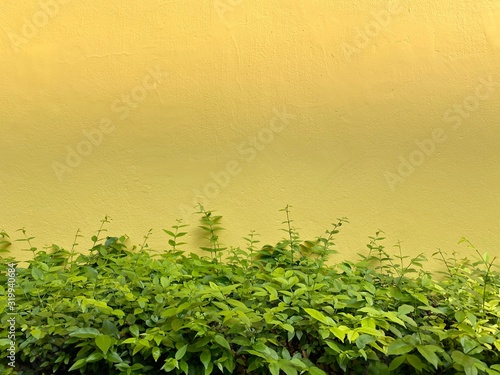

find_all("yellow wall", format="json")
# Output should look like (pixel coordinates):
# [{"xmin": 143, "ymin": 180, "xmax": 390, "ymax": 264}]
[{"xmin": 1, "ymin": 0, "xmax": 500, "ymax": 269}]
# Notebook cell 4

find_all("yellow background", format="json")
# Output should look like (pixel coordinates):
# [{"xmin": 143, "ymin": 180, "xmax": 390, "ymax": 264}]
[{"xmin": 1, "ymin": 0, "xmax": 499, "ymax": 268}]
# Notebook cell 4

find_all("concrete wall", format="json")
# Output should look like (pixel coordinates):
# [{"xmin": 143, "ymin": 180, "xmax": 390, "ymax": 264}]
[{"xmin": 1, "ymin": 0, "xmax": 499, "ymax": 268}]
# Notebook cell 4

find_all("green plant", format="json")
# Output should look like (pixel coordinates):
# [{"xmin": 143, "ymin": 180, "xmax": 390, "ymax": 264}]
[
  {"xmin": 1, "ymin": 208, "xmax": 499, "ymax": 375},
  {"xmin": 280, "ymin": 205, "xmax": 300, "ymax": 267},
  {"xmin": 163, "ymin": 220, "xmax": 189, "ymax": 254},
  {"xmin": 15, "ymin": 228, "xmax": 37, "ymax": 257},
  {"xmin": 458, "ymin": 237, "xmax": 498, "ymax": 319},
  {"xmin": 197, "ymin": 205, "xmax": 227, "ymax": 264}
]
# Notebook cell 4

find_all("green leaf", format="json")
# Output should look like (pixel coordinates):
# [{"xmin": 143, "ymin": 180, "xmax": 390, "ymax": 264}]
[
  {"xmin": 95, "ymin": 335, "xmax": 112, "ymax": 354},
  {"xmin": 356, "ymin": 327, "xmax": 384, "ymax": 336},
  {"xmin": 129, "ymin": 325, "xmax": 140, "ymax": 337},
  {"xmin": 397, "ymin": 305, "xmax": 415, "ymax": 316},
  {"xmin": 281, "ymin": 348, "xmax": 291, "ymax": 361},
  {"xmin": 204, "ymin": 362, "xmax": 214, "ymax": 375},
  {"xmin": 304, "ymin": 308, "xmax": 334, "ymax": 326},
  {"xmin": 113, "ymin": 309, "xmax": 125, "ymax": 319},
  {"xmin": 31, "ymin": 329, "xmax": 43, "ymax": 339},
  {"xmin": 31, "ymin": 267, "xmax": 44, "ymax": 280},
  {"xmin": 465, "ymin": 367, "xmax": 478, "ymax": 375},
  {"xmin": 106, "ymin": 351, "xmax": 123, "ymax": 363},
  {"xmin": 102, "ymin": 320, "xmax": 119, "ymax": 339},
  {"xmin": 227, "ymin": 299, "xmax": 250, "ymax": 311},
  {"xmin": 69, "ymin": 328, "xmax": 101, "ymax": 338},
  {"xmin": 212, "ymin": 301, "xmax": 229, "ymax": 310},
  {"xmin": 171, "ymin": 318, "xmax": 183, "ymax": 331},
  {"xmin": 282, "ymin": 323, "xmax": 294, "ymax": 332},
  {"xmin": 152, "ymin": 347, "xmax": 161, "ymax": 362},
  {"xmin": 180, "ymin": 360, "xmax": 189, "ymax": 374},
  {"xmin": 329, "ymin": 326, "xmax": 348, "ymax": 342},
  {"xmin": 161, "ymin": 307, "xmax": 178, "ymax": 318},
  {"xmin": 236, "ymin": 310, "xmax": 251, "ymax": 326},
  {"xmin": 162, "ymin": 358, "xmax": 178, "ymax": 372},
  {"xmin": 356, "ymin": 334, "xmax": 376, "ymax": 349},
  {"xmin": 494, "ymin": 340, "xmax": 500, "ymax": 352},
  {"xmin": 452, "ymin": 351, "xmax": 476, "ymax": 368},
  {"xmin": 68, "ymin": 358, "xmax": 86, "ymax": 371},
  {"xmin": 414, "ymin": 293, "xmax": 429, "ymax": 305},
  {"xmin": 406, "ymin": 354, "xmax": 423, "ymax": 372},
  {"xmin": 308, "ymin": 367, "xmax": 327, "ymax": 375},
  {"xmin": 130, "ymin": 364, "xmax": 144, "ymax": 371},
  {"xmin": 175, "ymin": 344, "xmax": 188, "ymax": 360},
  {"xmin": 264, "ymin": 285, "xmax": 279, "ymax": 301},
  {"xmin": 214, "ymin": 335, "xmax": 231, "ymax": 351},
  {"xmin": 232, "ymin": 336, "xmax": 251, "ymax": 346},
  {"xmin": 114, "ymin": 363, "xmax": 130, "ymax": 371},
  {"xmin": 358, "ymin": 306, "xmax": 380, "ymax": 316},
  {"xmin": 325, "ymin": 341, "xmax": 341, "ymax": 353},
  {"xmin": 389, "ymin": 355, "xmax": 407, "ymax": 371},
  {"xmin": 0, "ymin": 339, "xmax": 11, "ymax": 348},
  {"xmin": 200, "ymin": 349, "xmax": 211, "ymax": 369},
  {"xmin": 455, "ymin": 311, "xmax": 466, "ymax": 322},
  {"xmin": 269, "ymin": 362, "xmax": 280, "ymax": 375},
  {"xmin": 383, "ymin": 312, "xmax": 406, "ymax": 326},
  {"xmin": 280, "ymin": 361, "xmax": 298, "ymax": 375},
  {"xmin": 460, "ymin": 336, "xmax": 478, "ymax": 354},
  {"xmin": 417, "ymin": 345, "xmax": 439, "ymax": 369},
  {"xmin": 85, "ymin": 351, "xmax": 103, "ymax": 363},
  {"xmin": 245, "ymin": 349, "xmax": 268, "ymax": 359},
  {"xmin": 160, "ymin": 276, "xmax": 169, "ymax": 288},
  {"xmin": 387, "ymin": 339, "xmax": 414, "ymax": 355}
]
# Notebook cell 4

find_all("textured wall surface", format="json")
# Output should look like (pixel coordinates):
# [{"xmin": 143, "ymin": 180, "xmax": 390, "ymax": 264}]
[{"xmin": 1, "ymin": 0, "xmax": 499, "ymax": 267}]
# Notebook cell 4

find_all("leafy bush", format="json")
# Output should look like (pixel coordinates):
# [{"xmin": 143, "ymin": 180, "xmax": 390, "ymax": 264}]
[{"xmin": 1, "ymin": 206, "xmax": 500, "ymax": 374}]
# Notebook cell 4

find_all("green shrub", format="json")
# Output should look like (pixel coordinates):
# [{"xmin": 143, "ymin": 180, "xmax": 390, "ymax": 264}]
[{"xmin": 1, "ymin": 207, "xmax": 499, "ymax": 374}]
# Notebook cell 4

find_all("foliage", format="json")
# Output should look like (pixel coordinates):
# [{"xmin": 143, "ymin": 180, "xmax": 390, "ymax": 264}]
[{"xmin": 1, "ymin": 208, "xmax": 499, "ymax": 375}]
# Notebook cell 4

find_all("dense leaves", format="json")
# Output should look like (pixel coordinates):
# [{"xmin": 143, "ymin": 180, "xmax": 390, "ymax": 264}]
[{"xmin": 0, "ymin": 210, "xmax": 499, "ymax": 374}]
